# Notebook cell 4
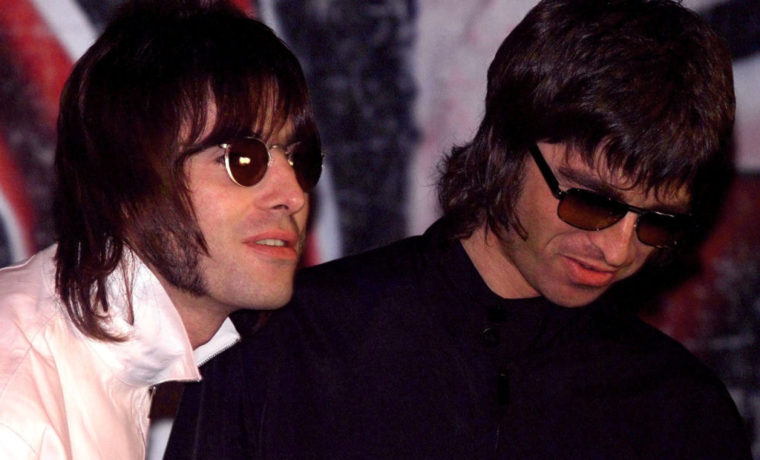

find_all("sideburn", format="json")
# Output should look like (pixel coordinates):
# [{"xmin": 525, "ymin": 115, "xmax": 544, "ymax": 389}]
[
  {"xmin": 123, "ymin": 202, "xmax": 208, "ymax": 298},
  {"xmin": 150, "ymin": 237, "xmax": 207, "ymax": 297}
]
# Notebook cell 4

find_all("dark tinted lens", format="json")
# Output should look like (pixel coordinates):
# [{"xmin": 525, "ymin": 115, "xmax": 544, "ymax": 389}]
[
  {"xmin": 289, "ymin": 143, "xmax": 322, "ymax": 192},
  {"xmin": 226, "ymin": 138, "xmax": 269, "ymax": 186},
  {"xmin": 636, "ymin": 212, "xmax": 690, "ymax": 248},
  {"xmin": 558, "ymin": 189, "xmax": 628, "ymax": 231}
]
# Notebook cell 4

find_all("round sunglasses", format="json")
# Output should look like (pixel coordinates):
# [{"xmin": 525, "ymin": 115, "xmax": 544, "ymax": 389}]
[
  {"xmin": 219, "ymin": 137, "xmax": 323, "ymax": 192},
  {"xmin": 529, "ymin": 144, "xmax": 692, "ymax": 248}
]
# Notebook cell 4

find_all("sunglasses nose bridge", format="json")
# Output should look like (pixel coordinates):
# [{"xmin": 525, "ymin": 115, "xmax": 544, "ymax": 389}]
[
  {"xmin": 268, "ymin": 144, "xmax": 296, "ymax": 168},
  {"xmin": 632, "ymin": 215, "xmax": 647, "ymax": 246},
  {"xmin": 621, "ymin": 205, "xmax": 677, "ymax": 248},
  {"xmin": 557, "ymin": 191, "xmax": 627, "ymax": 231},
  {"xmin": 589, "ymin": 212, "xmax": 641, "ymax": 267},
  {"xmin": 265, "ymin": 148, "xmax": 309, "ymax": 195},
  {"xmin": 600, "ymin": 208, "xmax": 650, "ymax": 249}
]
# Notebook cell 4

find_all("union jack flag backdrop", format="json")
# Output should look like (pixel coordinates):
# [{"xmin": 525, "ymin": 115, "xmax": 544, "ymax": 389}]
[{"xmin": 0, "ymin": 0, "xmax": 758, "ymax": 457}]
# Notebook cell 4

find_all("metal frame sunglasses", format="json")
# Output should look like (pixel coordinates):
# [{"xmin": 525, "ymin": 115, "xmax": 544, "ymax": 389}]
[
  {"xmin": 219, "ymin": 136, "xmax": 323, "ymax": 192},
  {"xmin": 528, "ymin": 144, "xmax": 692, "ymax": 248}
]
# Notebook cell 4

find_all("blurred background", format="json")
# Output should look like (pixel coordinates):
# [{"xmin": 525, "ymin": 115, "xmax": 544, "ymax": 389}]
[{"xmin": 0, "ymin": 0, "xmax": 758, "ymax": 457}]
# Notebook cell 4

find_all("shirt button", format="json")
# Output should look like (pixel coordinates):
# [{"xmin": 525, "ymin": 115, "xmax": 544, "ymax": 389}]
[{"xmin": 481, "ymin": 327, "xmax": 500, "ymax": 347}]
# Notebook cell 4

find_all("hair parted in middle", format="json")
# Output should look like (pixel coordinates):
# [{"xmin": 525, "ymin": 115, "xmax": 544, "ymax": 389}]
[
  {"xmin": 54, "ymin": 0, "xmax": 319, "ymax": 340},
  {"xmin": 437, "ymin": 0, "xmax": 735, "ymax": 241}
]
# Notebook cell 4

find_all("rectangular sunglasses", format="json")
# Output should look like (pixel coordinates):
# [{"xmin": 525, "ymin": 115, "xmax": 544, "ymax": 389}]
[
  {"xmin": 219, "ymin": 136, "xmax": 323, "ymax": 192},
  {"xmin": 528, "ymin": 144, "xmax": 692, "ymax": 248}
]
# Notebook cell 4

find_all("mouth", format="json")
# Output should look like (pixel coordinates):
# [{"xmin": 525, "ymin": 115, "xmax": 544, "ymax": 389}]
[
  {"xmin": 255, "ymin": 238, "xmax": 289, "ymax": 248},
  {"xmin": 244, "ymin": 231, "xmax": 300, "ymax": 260},
  {"xmin": 563, "ymin": 256, "xmax": 617, "ymax": 287}
]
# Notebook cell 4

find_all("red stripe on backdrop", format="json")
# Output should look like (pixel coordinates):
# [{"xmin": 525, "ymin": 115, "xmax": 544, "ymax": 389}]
[
  {"xmin": 643, "ymin": 176, "xmax": 760, "ymax": 346},
  {"xmin": 230, "ymin": 0, "xmax": 257, "ymax": 16},
  {"xmin": 0, "ymin": 138, "xmax": 36, "ymax": 256},
  {"xmin": 0, "ymin": 0, "xmax": 73, "ymax": 126}
]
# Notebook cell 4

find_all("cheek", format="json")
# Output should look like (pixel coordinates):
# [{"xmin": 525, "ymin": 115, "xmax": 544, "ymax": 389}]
[
  {"xmin": 185, "ymin": 155, "xmax": 243, "ymax": 232},
  {"xmin": 296, "ymin": 199, "xmax": 310, "ymax": 226},
  {"xmin": 514, "ymin": 173, "xmax": 564, "ymax": 241},
  {"xmin": 189, "ymin": 187, "xmax": 238, "ymax": 235},
  {"xmin": 518, "ymin": 197, "xmax": 571, "ymax": 252},
  {"xmin": 631, "ymin": 246, "xmax": 656, "ymax": 271}
]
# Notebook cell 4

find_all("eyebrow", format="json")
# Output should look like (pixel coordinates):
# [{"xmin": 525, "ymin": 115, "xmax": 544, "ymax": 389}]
[
  {"xmin": 249, "ymin": 128, "xmax": 298, "ymax": 149},
  {"xmin": 557, "ymin": 164, "xmax": 624, "ymax": 199},
  {"xmin": 556, "ymin": 164, "xmax": 691, "ymax": 215}
]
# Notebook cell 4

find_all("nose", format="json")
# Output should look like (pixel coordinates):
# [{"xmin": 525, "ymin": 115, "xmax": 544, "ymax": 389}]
[
  {"xmin": 588, "ymin": 212, "xmax": 638, "ymax": 267},
  {"xmin": 257, "ymin": 149, "xmax": 306, "ymax": 213}
]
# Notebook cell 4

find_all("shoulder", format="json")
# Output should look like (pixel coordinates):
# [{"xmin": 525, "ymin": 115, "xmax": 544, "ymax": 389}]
[
  {"xmin": 563, "ymin": 307, "xmax": 729, "ymax": 390},
  {"xmin": 620, "ymin": 317, "xmax": 740, "ymax": 412},
  {"xmin": 0, "ymin": 248, "xmax": 84, "ymax": 451},
  {"xmin": 614, "ymin": 321, "xmax": 751, "ymax": 456},
  {"xmin": 284, "ymin": 234, "xmax": 430, "ymax": 319},
  {"xmin": 0, "ymin": 246, "xmax": 59, "ymax": 322},
  {"xmin": 0, "ymin": 248, "xmax": 64, "ymax": 393},
  {"xmin": 516, "ymin": 301, "xmax": 742, "ymax": 416},
  {"xmin": 562, "ymin": 309, "xmax": 746, "ymax": 430},
  {"xmin": 509, "ymin": 309, "xmax": 751, "ymax": 456},
  {"xmin": 285, "ymin": 219, "xmax": 460, "ymax": 310},
  {"xmin": 297, "ymin": 234, "xmax": 427, "ymax": 290},
  {"xmin": 230, "ymin": 233, "xmax": 444, "ymax": 360}
]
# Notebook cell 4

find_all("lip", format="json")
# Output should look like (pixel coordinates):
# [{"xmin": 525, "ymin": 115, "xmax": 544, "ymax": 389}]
[
  {"xmin": 563, "ymin": 256, "xmax": 617, "ymax": 287},
  {"xmin": 243, "ymin": 230, "xmax": 300, "ymax": 261}
]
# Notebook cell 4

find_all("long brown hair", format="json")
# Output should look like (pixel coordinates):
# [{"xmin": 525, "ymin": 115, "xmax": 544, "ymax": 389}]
[
  {"xmin": 54, "ymin": 0, "xmax": 319, "ymax": 340},
  {"xmin": 438, "ymin": 0, "xmax": 735, "ymax": 242}
]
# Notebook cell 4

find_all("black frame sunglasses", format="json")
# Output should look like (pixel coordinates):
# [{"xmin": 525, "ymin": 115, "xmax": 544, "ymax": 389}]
[
  {"xmin": 219, "ymin": 136, "xmax": 323, "ymax": 192},
  {"xmin": 528, "ymin": 144, "xmax": 692, "ymax": 248}
]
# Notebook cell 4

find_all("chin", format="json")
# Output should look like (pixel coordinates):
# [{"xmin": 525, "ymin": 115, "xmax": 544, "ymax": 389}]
[
  {"xmin": 252, "ymin": 301, "xmax": 291, "ymax": 311},
  {"xmin": 544, "ymin": 285, "xmax": 608, "ymax": 308},
  {"xmin": 219, "ymin": 285, "xmax": 294, "ymax": 312},
  {"xmin": 257, "ymin": 289, "xmax": 295, "ymax": 310}
]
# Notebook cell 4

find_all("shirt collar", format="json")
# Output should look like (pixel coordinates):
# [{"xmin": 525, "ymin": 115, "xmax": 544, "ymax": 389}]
[
  {"xmin": 85, "ymin": 248, "xmax": 240, "ymax": 386},
  {"xmin": 194, "ymin": 317, "xmax": 240, "ymax": 367}
]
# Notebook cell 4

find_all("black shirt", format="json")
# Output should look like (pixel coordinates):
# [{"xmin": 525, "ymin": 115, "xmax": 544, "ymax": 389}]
[{"xmin": 166, "ymin": 221, "xmax": 751, "ymax": 459}]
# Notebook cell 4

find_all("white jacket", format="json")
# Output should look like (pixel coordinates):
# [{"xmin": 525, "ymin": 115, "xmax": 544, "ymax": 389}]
[{"xmin": 0, "ymin": 245, "xmax": 239, "ymax": 459}]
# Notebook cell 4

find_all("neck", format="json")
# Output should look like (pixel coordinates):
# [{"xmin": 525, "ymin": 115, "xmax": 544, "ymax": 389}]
[
  {"xmin": 460, "ymin": 224, "xmax": 539, "ymax": 300},
  {"xmin": 154, "ymin": 276, "xmax": 230, "ymax": 348}
]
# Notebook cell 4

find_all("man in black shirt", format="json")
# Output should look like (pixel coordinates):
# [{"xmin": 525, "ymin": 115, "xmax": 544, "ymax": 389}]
[{"xmin": 166, "ymin": 0, "xmax": 751, "ymax": 458}]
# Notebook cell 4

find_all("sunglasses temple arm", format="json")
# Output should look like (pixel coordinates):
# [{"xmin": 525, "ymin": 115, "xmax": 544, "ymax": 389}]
[{"xmin": 529, "ymin": 145, "xmax": 563, "ymax": 198}]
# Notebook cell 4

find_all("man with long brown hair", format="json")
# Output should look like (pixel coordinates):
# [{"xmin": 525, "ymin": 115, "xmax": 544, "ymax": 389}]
[{"xmin": 0, "ymin": 0, "xmax": 321, "ymax": 457}]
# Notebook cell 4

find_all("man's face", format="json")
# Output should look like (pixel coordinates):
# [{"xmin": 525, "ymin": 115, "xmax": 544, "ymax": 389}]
[
  {"xmin": 464, "ymin": 141, "xmax": 690, "ymax": 307},
  {"xmin": 177, "ymin": 121, "xmax": 309, "ymax": 319}
]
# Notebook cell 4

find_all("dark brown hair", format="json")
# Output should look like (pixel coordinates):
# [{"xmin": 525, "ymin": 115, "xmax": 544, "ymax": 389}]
[
  {"xmin": 438, "ymin": 0, "xmax": 735, "ymax": 241},
  {"xmin": 54, "ymin": 0, "xmax": 318, "ymax": 340}
]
